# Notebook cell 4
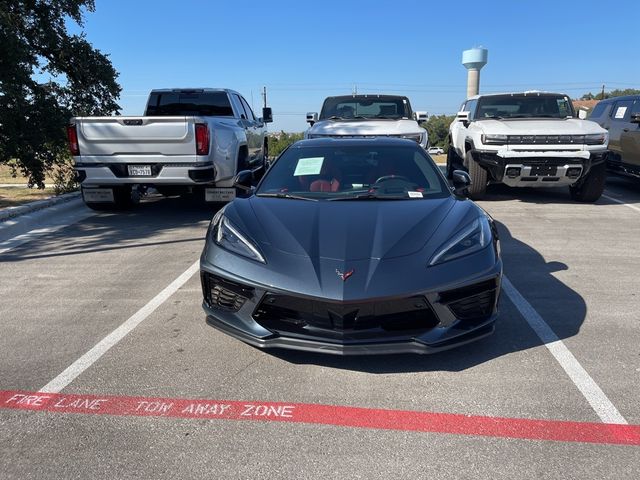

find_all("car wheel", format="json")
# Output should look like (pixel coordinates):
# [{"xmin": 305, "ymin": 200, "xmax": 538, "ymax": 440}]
[
  {"xmin": 466, "ymin": 151, "xmax": 487, "ymax": 199},
  {"xmin": 569, "ymin": 162, "xmax": 606, "ymax": 202}
]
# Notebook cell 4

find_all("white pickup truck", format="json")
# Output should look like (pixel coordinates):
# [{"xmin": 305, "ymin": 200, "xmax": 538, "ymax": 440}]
[
  {"xmin": 67, "ymin": 88, "xmax": 272, "ymax": 209},
  {"xmin": 304, "ymin": 95, "xmax": 429, "ymax": 148},
  {"xmin": 447, "ymin": 91, "xmax": 609, "ymax": 201}
]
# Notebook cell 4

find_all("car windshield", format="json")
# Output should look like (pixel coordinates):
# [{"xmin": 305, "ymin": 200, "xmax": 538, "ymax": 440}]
[
  {"xmin": 475, "ymin": 94, "xmax": 574, "ymax": 119},
  {"xmin": 319, "ymin": 96, "xmax": 412, "ymax": 120},
  {"xmin": 257, "ymin": 143, "xmax": 450, "ymax": 200}
]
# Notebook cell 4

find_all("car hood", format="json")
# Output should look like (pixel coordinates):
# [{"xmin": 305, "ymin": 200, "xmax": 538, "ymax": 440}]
[
  {"xmin": 307, "ymin": 119, "xmax": 423, "ymax": 136},
  {"xmin": 475, "ymin": 118, "xmax": 607, "ymax": 135},
  {"xmin": 224, "ymin": 195, "xmax": 472, "ymax": 262}
]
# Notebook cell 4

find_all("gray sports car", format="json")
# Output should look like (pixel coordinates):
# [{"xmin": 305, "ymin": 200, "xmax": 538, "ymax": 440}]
[{"xmin": 200, "ymin": 138, "xmax": 502, "ymax": 355}]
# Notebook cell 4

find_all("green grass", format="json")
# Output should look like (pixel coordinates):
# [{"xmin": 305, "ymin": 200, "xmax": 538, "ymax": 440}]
[
  {"xmin": 0, "ymin": 186, "xmax": 57, "ymax": 209},
  {"xmin": 0, "ymin": 163, "xmax": 55, "ymax": 185}
]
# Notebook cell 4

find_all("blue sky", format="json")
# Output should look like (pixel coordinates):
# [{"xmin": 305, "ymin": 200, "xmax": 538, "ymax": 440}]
[{"xmin": 74, "ymin": 0, "xmax": 639, "ymax": 132}]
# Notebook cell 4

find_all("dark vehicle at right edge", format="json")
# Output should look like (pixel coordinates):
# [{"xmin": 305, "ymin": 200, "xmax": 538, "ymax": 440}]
[
  {"xmin": 447, "ymin": 92, "xmax": 609, "ymax": 201},
  {"xmin": 588, "ymin": 95, "xmax": 640, "ymax": 178}
]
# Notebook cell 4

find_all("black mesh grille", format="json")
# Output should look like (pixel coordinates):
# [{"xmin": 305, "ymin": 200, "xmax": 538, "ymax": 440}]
[
  {"xmin": 253, "ymin": 295, "xmax": 439, "ymax": 341},
  {"xmin": 439, "ymin": 279, "xmax": 498, "ymax": 321},
  {"xmin": 201, "ymin": 272, "xmax": 253, "ymax": 312}
]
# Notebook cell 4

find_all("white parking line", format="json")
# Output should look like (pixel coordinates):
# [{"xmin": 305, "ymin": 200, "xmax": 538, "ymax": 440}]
[
  {"xmin": 39, "ymin": 260, "xmax": 200, "ymax": 394},
  {"xmin": 602, "ymin": 193, "xmax": 640, "ymax": 214},
  {"xmin": 502, "ymin": 276, "xmax": 627, "ymax": 425}
]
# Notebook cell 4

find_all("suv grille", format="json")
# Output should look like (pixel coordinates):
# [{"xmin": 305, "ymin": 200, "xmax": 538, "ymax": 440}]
[{"xmin": 508, "ymin": 135, "xmax": 585, "ymax": 145}]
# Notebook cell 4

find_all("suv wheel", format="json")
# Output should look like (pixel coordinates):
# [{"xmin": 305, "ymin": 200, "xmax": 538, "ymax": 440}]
[
  {"xmin": 466, "ymin": 151, "xmax": 487, "ymax": 199},
  {"xmin": 569, "ymin": 162, "xmax": 606, "ymax": 202}
]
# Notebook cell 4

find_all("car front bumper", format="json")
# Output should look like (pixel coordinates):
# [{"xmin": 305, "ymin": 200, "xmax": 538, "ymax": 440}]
[
  {"xmin": 200, "ymin": 266, "xmax": 501, "ymax": 356},
  {"xmin": 472, "ymin": 149, "xmax": 607, "ymax": 187}
]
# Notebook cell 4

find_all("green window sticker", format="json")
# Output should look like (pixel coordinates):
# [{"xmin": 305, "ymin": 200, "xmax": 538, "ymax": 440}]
[{"xmin": 294, "ymin": 157, "xmax": 324, "ymax": 176}]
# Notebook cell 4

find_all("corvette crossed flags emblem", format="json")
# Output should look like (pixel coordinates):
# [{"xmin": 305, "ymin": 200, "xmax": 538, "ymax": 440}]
[{"xmin": 336, "ymin": 269, "xmax": 354, "ymax": 282}]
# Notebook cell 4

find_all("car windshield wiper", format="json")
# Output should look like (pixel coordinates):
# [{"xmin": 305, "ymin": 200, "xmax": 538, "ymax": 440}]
[
  {"xmin": 256, "ymin": 193, "xmax": 317, "ymax": 201},
  {"xmin": 480, "ymin": 115, "xmax": 504, "ymax": 120},
  {"xmin": 373, "ymin": 115, "xmax": 400, "ymax": 119},
  {"xmin": 328, "ymin": 192, "xmax": 412, "ymax": 201},
  {"xmin": 327, "ymin": 116, "xmax": 344, "ymax": 120}
]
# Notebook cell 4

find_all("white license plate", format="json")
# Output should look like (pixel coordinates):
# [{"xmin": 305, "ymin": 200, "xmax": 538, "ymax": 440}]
[
  {"xmin": 83, "ymin": 188, "xmax": 114, "ymax": 203},
  {"xmin": 127, "ymin": 165, "xmax": 152, "ymax": 176},
  {"xmin": 205, "ymin": 188, "xmax": 236, "ymax": 202}
]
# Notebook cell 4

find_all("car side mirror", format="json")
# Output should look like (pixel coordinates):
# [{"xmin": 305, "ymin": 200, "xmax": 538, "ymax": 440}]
[
  {"xmin": 262, "ymin": 107, "xmax": 273, "ymax": 123},
  {"xmin": 451, "ymin": 170, "xmax": 471, "ymax": 197},
  {"xmin": 414, "ymin": 111, "xmax": 428, "ymax": 125},
  {"xmin": 456, "ymin": 111, "xmax": 470, "ymax": 127},
  {"xmin": 631, "ymin": 113, "xmax": 640, "ymax": 124},
  {"xmin": 306, "ymin": 112, "xmax": 318, "ymax": 126},
  {"xmin": 233, "ymin": 170, "xmax": 253, "ymax": 192}
]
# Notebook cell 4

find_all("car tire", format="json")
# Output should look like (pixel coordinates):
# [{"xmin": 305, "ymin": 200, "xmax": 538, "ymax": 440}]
[
  {"xmin": 82, "ymin": 185, "xmax": 138, "ymax": 211},
  {"xmin": 569, "ymin": 162, "xmax": 606, "ymax": 202},
  {"xmin": 466, "ymin": 151, "xmax": 487, "ymax": 199}
]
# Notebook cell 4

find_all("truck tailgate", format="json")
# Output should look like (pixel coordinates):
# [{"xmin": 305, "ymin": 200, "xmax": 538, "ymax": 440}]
[{"xmin": 75, "ymin": 116, "xmax": 196, "ymax": 157}]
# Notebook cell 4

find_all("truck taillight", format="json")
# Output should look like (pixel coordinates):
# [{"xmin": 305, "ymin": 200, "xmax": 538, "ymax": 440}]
[
  {"xmin": 66, "ymin": 124, "xmax": 80, "ymax": 156},
  {"xmin": 195, "ymin": 123, "xmax": 210, "ymax": 156}
]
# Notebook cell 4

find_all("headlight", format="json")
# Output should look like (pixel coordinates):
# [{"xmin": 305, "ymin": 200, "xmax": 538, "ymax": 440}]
[
  {"xmin": 584, "ymin": 133, "xmax": 608, "ymax": 145},
  {"xmin": 428, "ymin": 216, "xmax": 492, "ymax": 266},
  {"xmin": 211, "ymin": 210, "xmax": 265, "ymax": 263},
  {"xmin": 401, "ymin": 133, "xmax": 424, "ymax": 144},
  {"xmin": 481, "ymin": 134, "xmax": 508, "ymax": 145}
]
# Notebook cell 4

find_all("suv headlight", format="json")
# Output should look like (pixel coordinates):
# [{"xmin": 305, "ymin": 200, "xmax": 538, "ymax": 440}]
[
  {"xmin": 210, "ymin": 210, "xmax": 265, "ymax": 263},
  {"xmin": 481, "ymin": 134, "xmax": 508, "ymax": 145},
  {"xmin": 401, "ymin": 133, "xmax": 424, "ymax": 144},
  {"xmin": 429, "ymin": 216, "xmax": 492, "ymax": 266},
  {"xmin": 584, "ymin": 133, "xmax": 608, "ymax": 145}
]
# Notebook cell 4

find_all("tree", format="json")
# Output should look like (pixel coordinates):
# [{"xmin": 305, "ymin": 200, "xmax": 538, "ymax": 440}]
[
  {"xmin": 422, "ymin": 114, "xmax": 456, "ymax": 151},
  {"xmin": 267, "ymin": 131, "xmax": 304, "ymax": 158},
  {"xmin": 0, "ymin": 0, "xmax": 121, "ymax": 187},
  {"xmin": 580, "ymin": 88, "xmax": 640, "ymax": 101}
]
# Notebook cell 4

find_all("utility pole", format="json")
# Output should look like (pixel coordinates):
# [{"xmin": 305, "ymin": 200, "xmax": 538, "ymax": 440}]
[
  {"xmin": 600, "ymin": 84, "xmax": 605, "ymax": 100},
  {"xmin": 352, "ymin": 84, "xmax": 357, "ymax": 96},
  {"xmin": 262, "ymin": 86, "xmax": 267, "ymax": 108}
]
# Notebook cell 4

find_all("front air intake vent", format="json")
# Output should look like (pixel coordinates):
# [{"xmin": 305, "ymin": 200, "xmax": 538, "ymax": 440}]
[{"xmin": 201, "ymin": 272, "xmax": 253, "ymax": 312}]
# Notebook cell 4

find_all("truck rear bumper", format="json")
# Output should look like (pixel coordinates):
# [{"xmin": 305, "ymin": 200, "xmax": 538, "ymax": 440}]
[{"xmin": 75, "ymin": 162, "xmax": 232, "ymax": 186}]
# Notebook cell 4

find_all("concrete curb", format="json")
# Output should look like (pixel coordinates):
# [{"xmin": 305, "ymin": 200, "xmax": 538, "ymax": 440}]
[{"xmin": 0, "ymin": 191, "xmax": 81, "ymax": 222}]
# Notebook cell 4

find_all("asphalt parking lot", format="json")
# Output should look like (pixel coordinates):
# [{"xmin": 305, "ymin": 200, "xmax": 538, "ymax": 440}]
[{"xmin": 1, "ymin": 174, "xmax": 639, "ymax": 479}]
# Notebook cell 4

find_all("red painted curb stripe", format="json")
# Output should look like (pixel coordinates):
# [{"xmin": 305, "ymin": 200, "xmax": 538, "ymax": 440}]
[{"xmin": 1, "ymin": 390, "xmax": 639, "ymax": 446}]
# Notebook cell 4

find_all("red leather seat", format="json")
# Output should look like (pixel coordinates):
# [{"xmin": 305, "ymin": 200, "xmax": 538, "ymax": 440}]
[{"xmin": 309, "ymin": 178, "xmax": 340, "ymax": 192}]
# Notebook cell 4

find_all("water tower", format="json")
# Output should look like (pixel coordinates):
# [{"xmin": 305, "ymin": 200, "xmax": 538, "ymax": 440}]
[{"xmin": 462, "ymin": 47, "xmax": 488, "ymax": 98}]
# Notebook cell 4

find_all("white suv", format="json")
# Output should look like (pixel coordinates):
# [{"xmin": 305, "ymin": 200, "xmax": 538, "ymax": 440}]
[
  {"xmin": 306, "ymin": 95, "xmax": 428, "ymax": 149},
  {"xmin": 447, "ymin": 91, "xmax": 609, "ymax": 201}
]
